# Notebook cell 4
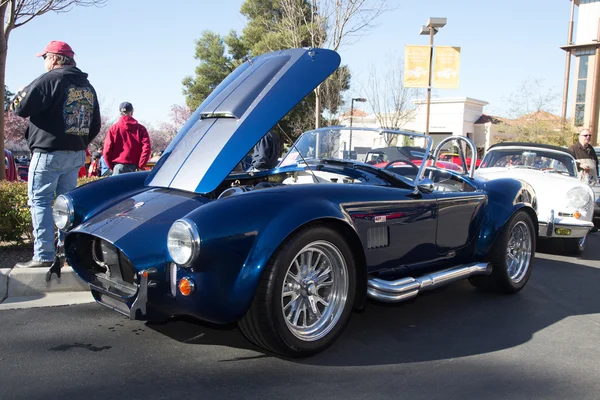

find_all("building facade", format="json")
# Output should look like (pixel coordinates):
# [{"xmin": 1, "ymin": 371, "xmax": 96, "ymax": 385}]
[
  {"xmin": 562, "ymin": 0, "xmax": 600, "ymax": 145},
  {"xmin": 341, "ymin": 97, "xmax": 491, "ymax": 150}
]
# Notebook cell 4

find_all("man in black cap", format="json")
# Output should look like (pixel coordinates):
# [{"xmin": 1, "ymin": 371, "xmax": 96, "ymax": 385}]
[{"xmin": 103, "ymin": 102, "xmax": 151, "ymax": 175}]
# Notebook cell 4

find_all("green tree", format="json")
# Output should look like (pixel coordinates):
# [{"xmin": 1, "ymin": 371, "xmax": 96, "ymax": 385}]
[
  {"xmin": 182, "ymin": 0, "xmax": 351, "ymax": 142},
  {"xmin": 4, "ymin": 85, "xmax": 13, "ymax": 110},
  {"xmin": 182, "ymin": 31, "xmax": 240, "ymax": 111}
]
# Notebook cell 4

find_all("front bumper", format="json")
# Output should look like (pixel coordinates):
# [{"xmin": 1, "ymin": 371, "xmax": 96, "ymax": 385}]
[
  {"xmin": 90, "ymin": 269, "xmax": 152, "ymax": 320},
  {"xmin": 539, "ymin": 210, "xmax": 593, "ymax": 238}
]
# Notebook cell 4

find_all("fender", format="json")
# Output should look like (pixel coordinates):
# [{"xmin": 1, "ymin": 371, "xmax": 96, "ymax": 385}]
[
  {"xmin": 473, "ymin": 177, "xmax": 538, "ymax": 257},
  {"xmin": 177, "ymin": 189, "xmax": 363, "ymax": 323},
  {"xmin": 65, "ymin": 171, "xmax": 151, "ymax": 226}
]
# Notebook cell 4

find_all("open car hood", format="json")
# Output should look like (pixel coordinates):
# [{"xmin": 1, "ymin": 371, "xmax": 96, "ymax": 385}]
[{"xmin": 146, "ymin": 48, "xmax": 341, "ymax": 194}]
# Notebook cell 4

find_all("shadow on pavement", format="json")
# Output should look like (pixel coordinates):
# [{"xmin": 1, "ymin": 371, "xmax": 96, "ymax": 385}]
[{"xmin": 145, "ymin": 254, "xmax": 600, "ymax": 366}]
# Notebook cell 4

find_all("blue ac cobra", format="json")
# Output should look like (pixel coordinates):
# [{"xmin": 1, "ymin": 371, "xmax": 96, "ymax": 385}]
[{"xmin": 53, "ymin": 48, "xmax": 538, "ymax": 357}]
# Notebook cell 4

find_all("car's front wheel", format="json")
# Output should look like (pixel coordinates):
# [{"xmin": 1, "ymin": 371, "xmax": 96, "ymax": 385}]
[
  {"xmin": 470, "ymin": 210, "xmax": 535, "ymax": 293},
  {"xmin": 239, "ymin": 224, "xmax": 356, "ymax": 357}
]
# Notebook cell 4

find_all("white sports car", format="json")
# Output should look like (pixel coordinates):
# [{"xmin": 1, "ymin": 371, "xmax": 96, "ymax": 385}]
[{"xmin": 476, "ymin": 142, "xmax": 594, "ymax": 255}]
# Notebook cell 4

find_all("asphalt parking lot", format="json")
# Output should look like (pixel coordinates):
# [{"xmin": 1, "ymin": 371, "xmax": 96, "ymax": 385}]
[{"xmin": 1, "ymin": 235, "xmax": 599, "ymax": 400}]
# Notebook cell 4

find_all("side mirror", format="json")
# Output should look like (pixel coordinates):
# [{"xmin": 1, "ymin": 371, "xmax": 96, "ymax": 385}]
[{"xmin": 417, "ymin": 178, "xmax": 434, "ymax": 193}]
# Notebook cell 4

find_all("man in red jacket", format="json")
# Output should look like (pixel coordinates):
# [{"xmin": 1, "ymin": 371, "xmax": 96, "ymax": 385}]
[{"xmin": 103, "ymin": 102, "xmax": 151, "ymax": 175}]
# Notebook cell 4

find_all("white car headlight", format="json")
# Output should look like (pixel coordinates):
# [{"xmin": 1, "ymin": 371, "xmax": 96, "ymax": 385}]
[
  {"xmin": 52, "ymin": 195, "xmax": 74, "ymax": 230},
  {"xmin": 167, "ymin": 219, "xmax": 200, "ymax": 266},
  {"xmin": 566, "ymin": 186, "xmax": 592, "ymax": 209}
]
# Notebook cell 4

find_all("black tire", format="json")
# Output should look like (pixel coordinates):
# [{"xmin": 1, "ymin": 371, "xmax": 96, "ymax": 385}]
[
  {"xmin": 562, "ymin": 236, "xmax": 586, "ymax": 256},
  {"xmin": 470, "ymin": 210, "xmax": 535, "ymax": 293},
  {"xmin": 238, "ymin": 224, "xmax": 356, "ymax": 357}
]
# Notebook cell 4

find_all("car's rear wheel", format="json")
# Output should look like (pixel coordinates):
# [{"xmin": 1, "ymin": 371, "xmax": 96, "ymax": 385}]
[
  {"xmin": 238, "ymin": 224, "xmax": 356, "ymax": 357},
  {"xmin": 470, "ymin": 210, "xmax": 535, "ymax": 293}
]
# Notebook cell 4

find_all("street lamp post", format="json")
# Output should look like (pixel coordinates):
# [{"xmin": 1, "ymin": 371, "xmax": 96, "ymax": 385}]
[
  {"xmin": 420, "ymin": 17, "xmax": 446, "ymax": 135},
  {"xmin": 349, "ymin": 97, "xmax": 367, "ymax": 159}
]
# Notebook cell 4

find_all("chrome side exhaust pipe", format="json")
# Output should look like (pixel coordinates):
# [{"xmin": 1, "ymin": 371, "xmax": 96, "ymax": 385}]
[{"xmin": 367, "ymin": 262, "xmax": 491, "ymax": 303}]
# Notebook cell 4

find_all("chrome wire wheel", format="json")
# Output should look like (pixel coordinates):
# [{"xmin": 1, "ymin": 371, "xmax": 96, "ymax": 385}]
[
  {"xmin": 281, "ymin": 240, "xmax": 348, "ymax": 342},
  {"xmin": 506, "ymin": 220, "xmax": 532, "ymax": 283}
]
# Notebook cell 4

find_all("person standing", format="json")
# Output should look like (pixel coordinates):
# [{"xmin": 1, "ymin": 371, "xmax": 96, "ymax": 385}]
[
  {"xmin": 11, "ymin": 40, "xmax": 101, "ymax": 268},
  {"xmin": 250, "ymin": 130, "xmax": 281, "ymax": 170},
  {"xmin": 103, "ymin": 102, "xmax": 151, "ymax": 175},
  {"xmin": 569, "ymin": 129, "xmax": 598, "ymax": 184},
  {"xmin": 99, "ymin": 155, "xmax": 111, "ymax": 176},
  {"xmin": 87, "ymin": 152, "xmax": 100, "ymax": 177}
]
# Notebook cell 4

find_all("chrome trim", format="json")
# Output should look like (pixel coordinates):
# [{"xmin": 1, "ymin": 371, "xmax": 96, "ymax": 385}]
[
  {"xmin": 546, "ymin": 209, "xmax": 555, "ymax": 237},
  {"xmin": 54, "ymin": 194, "xmax": 75, "ymax": 231},
  {"xmin": 281, "ymin": 240, "xmax": 349, "ymax": 342},
  {"xmin": 168, "ymin": 218, "xmax": 201, "ymax": 267},
  {"xmin": 538, "ymin": 221, "xmax": 593, "ymax": 238},
  {"xmin": 169, "ymin": 263, "xmax": 177, "ymax": 298},
  {"xmin": 506, "ymin": 220, "xmax": 532, "ymax": 283},
  {"xmin": 130, "ymin": 270, "xmax": 149, "ymax": 318},
  {"xmin": 432, "ymin": 136, "xmax": 478, "ymax": 178},
  {"xmin": 367, "ymin": 262, "xmax": 491, "ymax": 303}
]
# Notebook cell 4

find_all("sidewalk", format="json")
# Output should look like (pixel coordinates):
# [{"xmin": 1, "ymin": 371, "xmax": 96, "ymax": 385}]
[{"xmin": 0, "ymin": 244, "xmax": 94, "ymax": 310}]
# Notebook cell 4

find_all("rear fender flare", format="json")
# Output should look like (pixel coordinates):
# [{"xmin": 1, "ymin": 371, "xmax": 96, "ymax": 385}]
[{"xmin": 474, "ymin": 178, "xmax": 538, "ymax": 257}]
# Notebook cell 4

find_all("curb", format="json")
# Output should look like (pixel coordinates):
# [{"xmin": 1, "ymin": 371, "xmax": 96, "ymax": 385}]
[
  {"xmin": 0, "ymin": 268, "xmax": 9, "ymax": 303},
  {"xmin": 0, "ymin": 266, "xmax": 89, "ymax": 306},
  {"xmin": 0, "ymin": 292, "xmax": 94, "ymax": 310}
]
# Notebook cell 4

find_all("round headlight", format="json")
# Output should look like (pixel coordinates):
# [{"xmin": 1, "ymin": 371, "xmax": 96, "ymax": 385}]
[
  {"xmin": 52, "ymin": 195, "xmax": 74, "ymax": 230},
  {"xmin": 167, "ymin": 219, "xmax": 200, "ymax": 266},
  {"xmin": 566, "ymin": 186, "xmax": 592, "ymax": 209}
]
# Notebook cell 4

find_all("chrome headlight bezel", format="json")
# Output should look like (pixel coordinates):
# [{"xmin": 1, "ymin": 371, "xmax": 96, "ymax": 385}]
[
  {"xmin": 52, "ymin": 195, "xmax": 74, "ymax": 231},
  {"xmin": 167, "ymin": 219, "xmax": 200, "ymax": 267},
  {"xmin": 566, "ymin": 186, "xmax": 592, "ymax": 209}
]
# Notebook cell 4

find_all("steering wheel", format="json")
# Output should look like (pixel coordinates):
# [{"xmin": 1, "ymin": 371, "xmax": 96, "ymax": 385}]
[{"xmin": 383, "ymin": 159, "xmax": 419, "ymax": 172}]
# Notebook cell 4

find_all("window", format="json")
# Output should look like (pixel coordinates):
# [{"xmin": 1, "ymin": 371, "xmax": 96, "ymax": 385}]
[
  {"xmin": 575, "ymin": 55, "xmax": 589, "ymax": 127},
  {"xmin": 578, "ymin": 55, "xmax": 589, "ymax": 79},
  {"xmin": 576, "ymin": 80, "xmax": 587, "ymax": 103},
  {"xmin": 575, "ymin": 104, "xmax": 585, "ymax": 127}
]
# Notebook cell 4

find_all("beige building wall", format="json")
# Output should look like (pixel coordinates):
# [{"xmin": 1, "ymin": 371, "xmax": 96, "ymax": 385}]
[{"xmin": 340, "ymin": 97, "xmax": 492, "ymax": 149}]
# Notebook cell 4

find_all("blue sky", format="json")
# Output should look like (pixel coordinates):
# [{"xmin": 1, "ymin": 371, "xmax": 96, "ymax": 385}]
[{"xmin": 5, "ymin": 0, "xmax": 574, "ymax": 127}]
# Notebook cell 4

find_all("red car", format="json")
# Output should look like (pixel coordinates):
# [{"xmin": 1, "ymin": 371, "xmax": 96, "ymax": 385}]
[
  {"xmin": 439, "ymin": 152, "xmax": 481, "ymax": 169},
  {"xmin": 4, "ymin": 149, "xmax": 18, "ymax": 181},
  {"xmin": 365, "ymin": 146, "xmax": 462, "ymax": 176}
]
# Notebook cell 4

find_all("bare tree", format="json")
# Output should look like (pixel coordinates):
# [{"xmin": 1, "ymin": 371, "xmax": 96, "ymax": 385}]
[
  {"xmin": 0, "ymin": 0, "xmax": 107, "ymax": 179},
  {"xmin": 503, "ymin": 78, "xmax": 559, "ymax": 119},
  {"xmin": 493, "ymin": 78, "xmax": 573, "ymax": 146},
  {"xmin": 277, "ymin": 0, "xmax": 392, "ymax": 128},
  {"xmin": 364, "ymin": 56, "xmax": 421, "ymax": 145}
]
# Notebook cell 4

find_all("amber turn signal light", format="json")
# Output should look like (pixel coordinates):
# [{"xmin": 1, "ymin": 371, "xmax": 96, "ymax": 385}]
[
  {"xmin": 179, "ymin": 277, "xmax": 195, "ymax": 296},
  {"xmin": 573, "ymin": 211, "xmax": 581, "ymax": 219}
]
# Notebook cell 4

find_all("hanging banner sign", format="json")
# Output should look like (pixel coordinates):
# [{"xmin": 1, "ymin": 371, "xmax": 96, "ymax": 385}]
[
  {"xmin": 433, "ymin": 46, "xmax": 461, "ymax": 89},
  {"xmin": 404, "ymin": 45, "xmax": 431, "ymax": 88}
]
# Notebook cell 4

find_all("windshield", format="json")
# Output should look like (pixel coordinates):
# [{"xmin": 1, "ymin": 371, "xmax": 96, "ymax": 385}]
[
  {"xmin": 279, "ymin": 127, "xmax": 432, "ymax": 183},
  {"xmin": 480, "ymin": 147, "xmax": 577, "ymax": 177}
]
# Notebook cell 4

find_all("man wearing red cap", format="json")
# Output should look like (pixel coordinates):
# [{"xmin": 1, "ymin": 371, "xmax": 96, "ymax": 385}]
[{"xmin": 10, "ymin": 40, "xmax": 101, "ymax": 268}]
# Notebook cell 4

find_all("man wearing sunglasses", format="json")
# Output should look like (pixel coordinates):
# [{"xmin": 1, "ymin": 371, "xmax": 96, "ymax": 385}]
[
  {"xmin": 10, "ymin": 40, "xmax": 101, "ymax": 268},
  {"xmin": 569, "ymin": 129, "xmax": 598, "ymax": 185}
]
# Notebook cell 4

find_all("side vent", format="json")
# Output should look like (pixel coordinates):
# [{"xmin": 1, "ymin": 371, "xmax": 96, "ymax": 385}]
[{"xmin": 367, "ymin": 226, "xmax": 389, "ymax": 249}]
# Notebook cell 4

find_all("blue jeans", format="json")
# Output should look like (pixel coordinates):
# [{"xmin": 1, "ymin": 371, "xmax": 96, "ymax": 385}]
[
  {"xmin": 113, "ymin": 163, "xmax": 137, "ymax": 175},
  {"xmin": 28, "ymin": 150, "xmax": 85, "ymax": 262}
]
